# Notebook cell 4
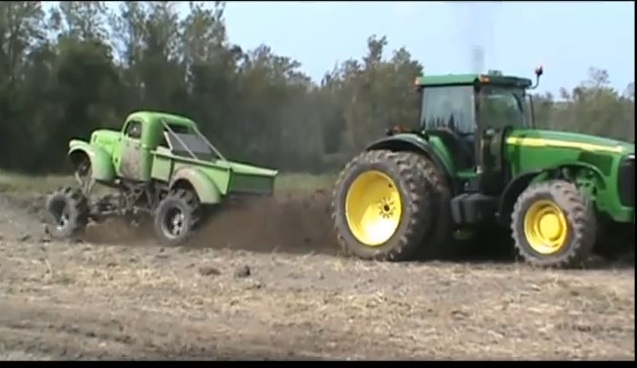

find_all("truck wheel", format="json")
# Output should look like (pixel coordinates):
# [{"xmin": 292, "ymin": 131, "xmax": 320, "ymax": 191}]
[
  {"xmin": 153, "ymin": 189, "xmax": 200, "ymax": 246},
  {"xmin": 511, "ymin": 180, "xmax": 596, "ymax": 268},
  {"xmin": 331, "ymin": 150, "xmax": 435, "ymax": 261},
  {"xmin": 44, "ymin": 187, "xmax": 89, "ymax": 239}
]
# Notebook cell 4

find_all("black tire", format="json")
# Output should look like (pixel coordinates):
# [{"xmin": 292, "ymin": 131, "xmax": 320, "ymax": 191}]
[
  {"xmin": 153, "ymin": 189, "xmax": 200, "ymax": 246},
  {"xmin": 331, "ymin": 150, "xmax": 436, "ymax": 261},
  {"xmin": 415, "ymin": 156, "xmax": 455, "ymax": 260},
  {"xmin": 511, "ymin": 180, "xmax": 596, "ymax": 268},
  {"xmin": 44, "ymin": 186, "xmax": 89, "ymax": 240}
]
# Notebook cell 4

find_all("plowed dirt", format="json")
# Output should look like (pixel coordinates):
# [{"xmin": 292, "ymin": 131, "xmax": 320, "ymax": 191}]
[{"xmin": 0, "ymin": 190, "xmax": 634, "ymax": 360}]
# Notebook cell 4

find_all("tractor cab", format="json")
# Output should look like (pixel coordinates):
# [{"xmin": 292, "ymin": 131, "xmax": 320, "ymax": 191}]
[{"xmin": 414, "ymin": 67, "xmax": 542, "ymax": 194}]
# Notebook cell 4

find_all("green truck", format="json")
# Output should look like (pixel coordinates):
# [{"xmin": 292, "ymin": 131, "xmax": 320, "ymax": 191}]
[
  {"xmin": 45, "ymin": 111, "xmax": 278, "ymax": 245},
  {"xmin": 332, "ymin": 67, "xmax": 635, "ymax": 268}
]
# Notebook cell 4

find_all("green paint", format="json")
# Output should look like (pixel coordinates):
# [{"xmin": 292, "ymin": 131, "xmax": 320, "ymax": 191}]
[
  {"xmin": 67, "ymin": 111, "xmax": 278, "ymax": 204},
  {"xmin": 505, "ymin": 129, "xmax": 634, "ymax": 222},
  {"xmin": 389, "ymin": 70, "xmax": 635, "ymax": 224},
  {"xmin": 68, "ymin": 140, "xmax": 115, "ymax": 181},
  {"xmin": 415, "ymin": 73, "xmax": 532, "ymax": 88}
]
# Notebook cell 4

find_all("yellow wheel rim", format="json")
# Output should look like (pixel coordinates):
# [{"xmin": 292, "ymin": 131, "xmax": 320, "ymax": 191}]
[
  {"xmin": 345, "ymin": 170, "xmax": 403, "ymax": 247},
  {"xmin": 523, "ymin": 200, "xmax": 569, "ymax": 255}
]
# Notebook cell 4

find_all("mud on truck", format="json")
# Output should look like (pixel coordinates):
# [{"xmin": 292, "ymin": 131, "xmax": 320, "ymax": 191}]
[
  {"xmin": 45, "ymin": 111, "xmax": 278, "ymax": 245},
  {"xmin": 332, "ymin": 66, "xmax": 635, "ymax": 268}
]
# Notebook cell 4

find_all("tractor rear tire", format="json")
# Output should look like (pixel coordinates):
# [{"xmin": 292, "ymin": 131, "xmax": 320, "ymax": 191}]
[
  {"xmin": 511, "ymin": 180, "xmax": 596, "ymax": 268},
  {"xmin": 415, "ymin": 155, "xmax": 455, "ymax": 260},
  {"xmin": 44, "ymin": 186, "xmax": 89, "ymax": 240},
  {"xmin": 153, "ymin": 189, "xmax": 200, "ymax": 246},
  {"xmin": 331, "ymin": 150, "xmax": 436, "ymax": 261}
]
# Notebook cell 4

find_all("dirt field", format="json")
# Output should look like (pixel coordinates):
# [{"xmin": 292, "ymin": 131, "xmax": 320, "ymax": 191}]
[{"xmin": 0, "ymin": 188, "xmax": 634, "ymax": 360}]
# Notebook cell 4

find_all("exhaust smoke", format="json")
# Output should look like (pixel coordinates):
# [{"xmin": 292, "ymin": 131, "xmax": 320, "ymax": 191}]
[{"xmin": 452, "ymin": 1, "xmax": 502, "ymax": 74}]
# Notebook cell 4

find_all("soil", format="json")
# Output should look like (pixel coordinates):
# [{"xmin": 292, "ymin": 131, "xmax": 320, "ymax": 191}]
[{"xmin": 0, "ymin": 190, "xmax": 634, "ymax": 360}]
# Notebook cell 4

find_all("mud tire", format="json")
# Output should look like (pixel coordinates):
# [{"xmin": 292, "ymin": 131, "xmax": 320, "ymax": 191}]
[
  {"xmin": 153, "ymin": 189, "xmax": 200, "ymax": 246},
  {"xmin": 511, "ymin": 180, "xmax": 596, "ymax": 268},
  {"xmin": 415, "ymin": 155, "xmax": 455, "ymax": 260},
  {"xmin": 331, "ymin": 150, "xmax": 436, "ymax": 261},
  {"xmin": 44, "ymin": 186, "xmax": 89, "ymax": 240}
]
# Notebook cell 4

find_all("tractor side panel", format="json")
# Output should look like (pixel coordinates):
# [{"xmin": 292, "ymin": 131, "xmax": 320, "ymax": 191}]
[
  {"xmin": 504, "ymin": 137, "xmax": 634, "ymax": 223},
  {"xmin": 68, "ymin": 141, "xmax": 115, "ymax": 182}
]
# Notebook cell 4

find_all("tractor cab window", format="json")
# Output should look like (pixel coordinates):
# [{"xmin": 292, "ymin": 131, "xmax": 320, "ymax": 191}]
[
  {"xmin": 421, "ymin": 85, "xmax": 475, "ymax": 135},
  {"xmin": 477, "ymin": 86, "xmax": 527, "ymax": 129},
  {"xmin": 124, "ymin": 120, "xmax": 142, "ymax": 139}
]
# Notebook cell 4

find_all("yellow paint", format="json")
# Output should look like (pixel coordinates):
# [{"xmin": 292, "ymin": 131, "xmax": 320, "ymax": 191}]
[
  {"xmin": 506, "ymin": 137, "xmax": 624, "ymax": 154},
  {"xmin": 345, "ymin": 170, "xmax": 402, "ymax": 246},
  {"xmin": 523, "ymin": 200, "xmax": 569, "ymax": 255}
]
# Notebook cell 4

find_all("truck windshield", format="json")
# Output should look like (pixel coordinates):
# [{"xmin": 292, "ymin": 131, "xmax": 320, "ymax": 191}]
[
  {"xmin": 420, "ymin": 85, "xmax": 475, "ymax": 135},
  {"xmin": 478, "ymin": 85, "xmax": 527, "ymax": 129}
]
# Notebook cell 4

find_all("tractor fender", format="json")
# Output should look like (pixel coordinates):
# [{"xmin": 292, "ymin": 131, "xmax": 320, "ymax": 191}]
[
  {"xmin": 169, "ymin": 167, "xmax": 221, "ymax": 204},
  {"xmin": 68, "ymin": 140, "xmax": 115, "ymax": 182},
  {"xmin": 365, "ymin": 134, "xmax": 459, "ymax": 195},
  {"xmin": 498, "ymin": 169, "xmax": 543, "ymax": 224},
  {"xmin": 498, "ymin": 163, "xmax": 606, "ymax": 223}
]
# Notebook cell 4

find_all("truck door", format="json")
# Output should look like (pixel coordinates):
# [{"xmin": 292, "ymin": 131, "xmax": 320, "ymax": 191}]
[{"xmin": 119, "ymin": 120, "xmax": 145, "ymax": 181}]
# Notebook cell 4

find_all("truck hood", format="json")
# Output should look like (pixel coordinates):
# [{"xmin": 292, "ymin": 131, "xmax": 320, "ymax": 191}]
[{"xmin": 507, "ymin": 129, "xmax": 635, "ymax": 156}]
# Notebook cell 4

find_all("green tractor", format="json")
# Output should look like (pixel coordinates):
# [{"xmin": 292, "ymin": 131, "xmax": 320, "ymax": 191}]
[
  {"xmin": 44, "ymin": 111, "xmax": 278, "ymax": 245},
  {"xmin": 331, "ymin": 67, "xmax": 635, "ymax": 268}
]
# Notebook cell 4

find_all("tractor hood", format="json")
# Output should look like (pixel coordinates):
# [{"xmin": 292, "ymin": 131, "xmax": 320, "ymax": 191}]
[{"xmin": 506, "ymin": 129, "xmax": 635, "ymax": 156}]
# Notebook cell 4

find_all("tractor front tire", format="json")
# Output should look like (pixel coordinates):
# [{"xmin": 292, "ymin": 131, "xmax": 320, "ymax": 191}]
[
  {"xmin": 331, "ymin": 150, "xmax": 436, "ymax": 261},
  {"xmin": 153, "ymin": 189, "xmax": 200, "ymax": 246},
  {"xmin": 44, "ymin": 187, "xmax": 89, "ymax": 240},
  {"xmin": 511, "ymin": 180, "xmax": 596, "ymax": 268}
]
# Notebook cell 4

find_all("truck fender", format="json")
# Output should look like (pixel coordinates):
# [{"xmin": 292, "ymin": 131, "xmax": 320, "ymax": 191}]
[
  {"xmin": 68, "ymin": 140, "xmax": 115, "ymax": 182},
  {"xmin": 365, "ymin": 135, "xmax": 459, "ymax": 195},
  {"xmin": 170, "ymin": 167, "xmax": 221, "ymax": 204}
]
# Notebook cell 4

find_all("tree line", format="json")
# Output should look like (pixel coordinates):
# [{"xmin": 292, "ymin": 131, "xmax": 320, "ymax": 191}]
[{"xmin": 0, "ymin": 1, "xmax": 633, "ymax": 174}]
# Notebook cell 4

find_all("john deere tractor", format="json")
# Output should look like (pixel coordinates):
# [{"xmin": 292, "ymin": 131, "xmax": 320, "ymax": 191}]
[{"xmin": 331, "ymin": 67, "xmax": 635, "ymax": 268}]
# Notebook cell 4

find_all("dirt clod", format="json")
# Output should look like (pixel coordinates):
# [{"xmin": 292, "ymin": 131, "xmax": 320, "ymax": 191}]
[
  {"xmin": 199, "ymin": 265, "xmax": 221, "ymax": 276},
  {"xmin": 234, "ymin": 265, "xmax": 251, "ymax": 278}
]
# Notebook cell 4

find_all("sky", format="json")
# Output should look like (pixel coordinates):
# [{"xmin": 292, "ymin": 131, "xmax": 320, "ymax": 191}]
[{"xmin": 218, "ymin": 1, "xmax": 634, "ymax": 94}]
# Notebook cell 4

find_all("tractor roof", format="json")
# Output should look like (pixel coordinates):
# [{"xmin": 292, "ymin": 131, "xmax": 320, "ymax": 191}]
[
  {"xmin": 415, "ymin": 73, "xmax": 532, "ymax": 88},
  {"xmin": 125, "ymin": 111, "xmax": 197, "ymax": 128}
]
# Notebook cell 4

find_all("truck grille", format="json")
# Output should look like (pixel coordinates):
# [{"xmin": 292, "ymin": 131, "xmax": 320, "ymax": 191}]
[{"xmin": 618, "ymin": 155, "xmax": 635, "ymax": 207}]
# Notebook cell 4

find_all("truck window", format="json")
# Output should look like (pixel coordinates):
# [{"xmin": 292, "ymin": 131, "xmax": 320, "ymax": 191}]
[
  {"xmin": 124, "ymin": 120, "xmax": 142, "ymax": 139},
  {"xmin": 159, "ymin": 124, "xmax": 190, "ymax": 148}
]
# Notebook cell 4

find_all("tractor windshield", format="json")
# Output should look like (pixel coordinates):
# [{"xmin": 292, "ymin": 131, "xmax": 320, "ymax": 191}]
[
  {"xmin": 420, "ymin": 85, "xmax": 475, "ymax": 135},
  {"xmin": 477, "ymin": 85, "xmax": 527, "ymax": 129}
]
